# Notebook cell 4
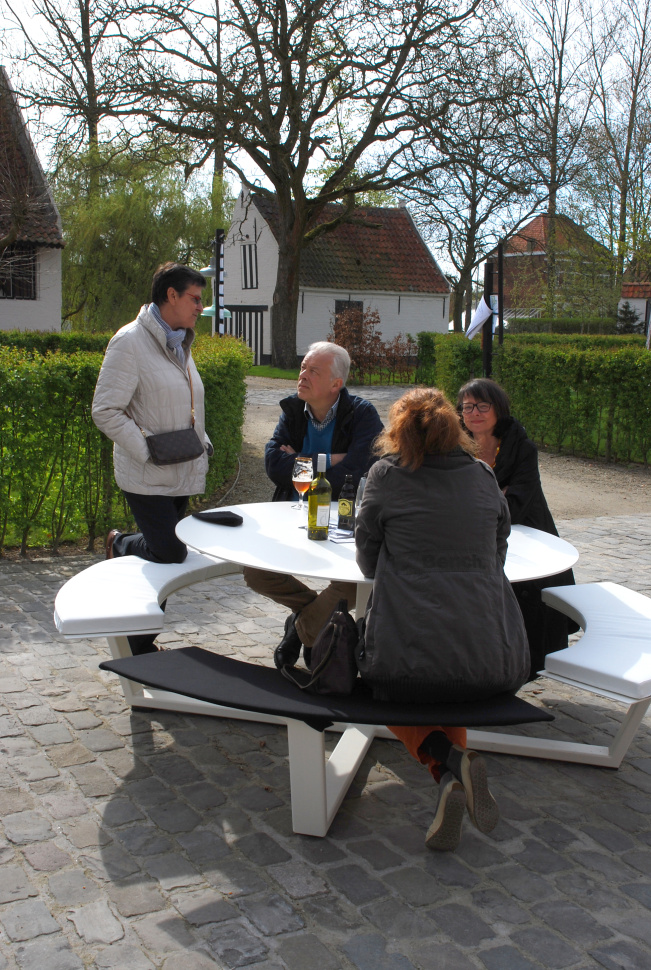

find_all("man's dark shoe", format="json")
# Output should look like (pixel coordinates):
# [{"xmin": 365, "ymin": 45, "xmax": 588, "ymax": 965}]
[
  {"xmin": 105, "ymin": 529, "xmax": 121, "ymax": 560},
  {"xmin": 274, "ymin": 613, "xmax": 303, "ymax": 669}
]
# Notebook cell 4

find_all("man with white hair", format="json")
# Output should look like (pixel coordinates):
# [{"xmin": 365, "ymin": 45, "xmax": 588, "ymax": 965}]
[{"xmin": 243, "ymin": 341, "xmax": 383, "ymax": 668}]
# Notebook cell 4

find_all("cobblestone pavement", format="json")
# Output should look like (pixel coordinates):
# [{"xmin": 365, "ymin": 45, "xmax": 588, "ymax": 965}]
[{"xmin": 1, "ymin": 515, "xmax": 651, "ymax": 970}]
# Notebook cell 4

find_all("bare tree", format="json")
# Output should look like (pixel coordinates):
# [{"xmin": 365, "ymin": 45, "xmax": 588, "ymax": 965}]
[
  {"xmin": 120, "ymin": 0, "xmax": 488, "ymax": 367},
  {"xmin": 1, "ymin": 0, "xmax": 140, "ymax": 191},
  {"xmin": 582, "ymin": 0, "xmax": 651, "ymax": 282},
  {"xmin": 511, "ymin": 0, "xmax": 595, "ymax": 312}
]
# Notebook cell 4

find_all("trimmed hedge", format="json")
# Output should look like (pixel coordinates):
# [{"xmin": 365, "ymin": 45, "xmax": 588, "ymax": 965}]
[
  {"xmin": 506, "ymin": 316, "xmax": 618, "ymax": 335},
  {"xmin": 0, "ymin": 330, "xmax": 113, "ymax": 353},
  {"xmin": 416, "ymin": 332, "xmax": 651, "ymax": 465},
  {"xmin": 0, "ymin": 336, "xmax": 252, "ymax": 553}
]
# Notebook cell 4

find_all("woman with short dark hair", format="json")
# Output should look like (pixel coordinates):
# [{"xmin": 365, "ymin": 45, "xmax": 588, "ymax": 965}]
[
  {"xmin": 457, "ymin": 378, "xmax": 575, "ymax": 679},
  {"xmin": 355, "ymin": 387, "xmax": 529, "ymax": 851}
]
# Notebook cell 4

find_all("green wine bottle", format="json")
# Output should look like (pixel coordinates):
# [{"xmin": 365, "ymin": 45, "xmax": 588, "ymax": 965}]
[{"xmin": 307, "ymin": 453, "xmax": 332, "ymax": 540}]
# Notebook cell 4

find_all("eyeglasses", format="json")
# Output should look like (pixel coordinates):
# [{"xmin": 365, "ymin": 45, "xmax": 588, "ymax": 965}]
[
  {"xmin": 186, "ymin": 294, "xmax": 203, "ymax": 308},
  {"xmin": 460, "ymin": 402, "xmax": 492, "ymax": 414}
]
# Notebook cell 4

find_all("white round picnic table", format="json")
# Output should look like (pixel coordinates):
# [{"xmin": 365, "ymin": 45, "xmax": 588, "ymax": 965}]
[{"xmin": 177, "ymin": 503, "xmax": 578, "ymax": 614}]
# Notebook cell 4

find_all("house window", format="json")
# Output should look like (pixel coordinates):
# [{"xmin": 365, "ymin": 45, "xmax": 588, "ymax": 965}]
[
  {"xmin": 0, "ymin": 244, "xmax": 37, "ymax": 300},
  {"xmin": 241, "ymin": 244, "xmax": 258, "ymax": 289}
]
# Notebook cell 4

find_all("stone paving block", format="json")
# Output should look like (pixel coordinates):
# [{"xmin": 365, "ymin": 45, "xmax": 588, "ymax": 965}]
[
  {"xmin": 67, "ymin": 898, "xmax": 124, "ymax": 944},
  {"xmin": 205, "ymin": 858, "xmax": 268, "ymax": 898},
  {"xmin": 0, "ymin": 899, "xmax": 60, "ymax": 941},
  {"xmin": 383, "ymin": 867, "xmax": 447, "ymax": 908},
  {"xmin": 490, "ymin": 865, "xmax": 555, "ymax": 903},
  {"xmin": 294, "ymin": 837, "xmax": 346, "ymax": 865},
  {"xmin": 0, "ymin": 790, "xmax": 33, "ymax": 814},
  {"xmin": 234, "ymin": 785, "xmax": 284, "ymax": 812},
  {"xmin": 147, "ymin": 801, "xmax": 202, "ymax": 834},
  {"xmin": 362, "ymin": 896, "xmax": 438, "ymax": 940},
  {"xmin": 429, "ymin": 902, "xmax": 495, "ymax": 947},
  {"xmin": 510, "ymin": 926, "xmax": 582, "ymax": 967},
  {"xmin": 343, "ymin": 932, "xmax": 416, "ymax": 970},
  {"xmin": 622, "ymin": 882, "xmax": 651, "ymax": 909},
  {"xmin": 14, "ymin": 936, "xmax": 84, "ymax": 970},
  {"xmin": 172, "ymin": 889, "xmax": 237, "ymax": 925},
  {"xmin": 423, "ymin": 852, "xmax": 480, "ymax": 889},
  {"xmin": 590, "ymin": 940, "xmax": 651, "ymax": 970},
  {"xmin": 77, "ymin": 728, "xmax": 123, "ymax": 752},
  {"xmin": 94, "ymin": 943, "xmax": 155, "ymax": 969},
  {"xmin": 0, "ymin": 866, "xmax": 37, "ymax": 904},
  {"xmin": 48, "ymin": 868, "xmax": 101, "ymax": 905},
  {"xmin": 67, "ymin": 764, "xmax": 116, "ymax": 797},
  {"xmin": 346, "ymin": 838, "xmax": 405, "ymax": 871},
  {"xmin": 114, "ymin": 822, "xmax": 174, "ymax": 857},
  {"xmin": 235, "ymin": 832, "xmax": 291, "ymax": 866},
  {"xmin": 29, "ymin": 723, "xmax": 73, "ymax": 745},
  {"xmin": 0, "ymin": 716, "xmax": 25, "ymax": 738},
  {"xmin": 237, "ymin": 893, "xmax": 304, "ymax": 936},
  {"xmin": 555, "ymin": 871, "xmax": 619, "ymax": 911},
  {"xmin": 479, "ymin": 946, "xmax": 541, "ymax": 970},
  {"xmin": 267, "ymin": 861, "xmax": 326, "ymax": 898},
  {"xmin": 177, "ymin": 829, "xmax": 232, "ymax": 865},
  {"xmin": 161, "ymin": 953, "xmax": 222, "ymax": 970},
  {"xmin": 454, "ymin": 832, "xmax": 506, "ymax": 869},
  {"xmin": 621, "ymin": 849, "xmax": 651, "ymax": 876},
  {"xmin": 61, "ymin": 816, "xmax": 111, "ymax": 849},
  {"xmin": 80, "ymin": 844, "xmax": 141, "ymax": 882},
  {"xmin": 582, "ymin": 825, "xmax": 636, "ymax": 853},
  {"xmin": 105, "ymin": 874, "xmax": 165, "ymax": 917},
  {"xmin": 12, "ymin": 754, "xmax": 59, "ymax": 783},
  {"xmin": 409, "ymin": 942, "xmax": 480, "ymax": 970},
  {"xmin": 16, "ymin": 706, "xmax": 58, "ymax": 727},
  {"xmin": 181, "ymin": 781, "xmax": 228, "ymax": 812},
  {"xmin": 3, "ymin": 811, "xmax": 54, "ymax": 844},
  {"xmin": 205, "ymin": 920, "xmax": 269, "ymax": 967},
  {"xmin": 65, "ymin": 710, "xmax": 101, "ymax": 730},
  {"xmin": 132, "ymin": 911, "xmax": 197, "ymax": 952},
  {"xmin": 144, "ymin": 853, "xmax": 203, "ymax": 891},
  {"xmin": 275, "ymin": 934, "xmax": 341, "ymax": 970},
  {"xmin": 46, "ymin": 741, "xmax": 95, "ymax": 768},
  {"xmin": 21, "ymin": 842, "xmax": 71, "ymax": 872},
  {"xmin": 512, "ymin": 839, "xmax": 572, "ymax": 875},
  {"xmin": 609, "ymin": 914, "xmax": 651, "ymax": 947},
  {"xmin": 40, "ymin": 792, "xmax": 88, "ymax": 820},
  {"xmin": 325, "ymin": 864, "xmax": 387, "ymax": 906},
  {"xmin": 571, "ymin": 849, "xmax": 641, "ymax": 881}
]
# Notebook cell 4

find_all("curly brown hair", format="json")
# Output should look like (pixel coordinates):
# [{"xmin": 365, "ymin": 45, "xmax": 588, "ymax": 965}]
[{"xmin": 374, "ymin": 387, "xmax": 476, "ymax": 470}]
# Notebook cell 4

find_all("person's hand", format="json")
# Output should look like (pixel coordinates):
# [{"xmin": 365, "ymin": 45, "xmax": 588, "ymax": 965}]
[
  {"xmin": 330, "ymin": 453, "xmax": 346, "ymax": 465},
  {"xmin": 280, "ymin": 444, "xmax": 297, "ymax": 455}
]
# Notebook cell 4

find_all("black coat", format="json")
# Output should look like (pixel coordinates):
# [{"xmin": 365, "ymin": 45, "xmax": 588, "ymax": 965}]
[
  {"xmin": 355, "ymin": 451, "xmax": 529, "ymax": 702},
  {"xmin": 493, "ymin": 417, "xmax": 575, "ymax": 679},
  {"xmin": 264, "ymin": 387, "xmax": 383, "ymax": 501}
]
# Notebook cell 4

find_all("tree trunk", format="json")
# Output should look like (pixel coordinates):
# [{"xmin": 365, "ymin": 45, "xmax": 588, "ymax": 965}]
[{"xmin": 271, "ymin": 239, "xmax": 302, "ymax": 369}]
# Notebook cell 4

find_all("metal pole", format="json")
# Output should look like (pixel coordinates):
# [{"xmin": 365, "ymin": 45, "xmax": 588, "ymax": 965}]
[
  {"xmin": 482, "ymin": 261, "xmax": 494, "ymax": 378},
  {"xmin": 216, "ymin": 227, "xmax": 225, "ymax": 336},
  {"xmin": 498, "ymin": 242, "xmax": 504, "ymax": 346}
]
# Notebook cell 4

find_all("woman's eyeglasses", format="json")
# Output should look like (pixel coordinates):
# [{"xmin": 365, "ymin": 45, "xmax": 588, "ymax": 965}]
[{"xmin": 460, "ymin": 402, "xmax": 492, "ymax": 414}]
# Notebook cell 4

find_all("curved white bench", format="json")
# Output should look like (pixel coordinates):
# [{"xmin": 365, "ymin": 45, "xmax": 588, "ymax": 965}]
[{"xmin": 467, "ymin": 582, "xmax": 651, "ymax": 768}]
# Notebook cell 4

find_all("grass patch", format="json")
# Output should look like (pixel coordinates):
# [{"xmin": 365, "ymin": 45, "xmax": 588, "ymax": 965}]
[{"xmin": 247, "ymin": 365, "xmax": 300, "ymax": 379}]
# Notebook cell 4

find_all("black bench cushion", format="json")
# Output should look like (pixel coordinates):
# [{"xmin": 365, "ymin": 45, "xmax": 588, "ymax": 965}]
[{"xmin": 100, "ymin": 648, "xmax": 554, "ymax": 733}]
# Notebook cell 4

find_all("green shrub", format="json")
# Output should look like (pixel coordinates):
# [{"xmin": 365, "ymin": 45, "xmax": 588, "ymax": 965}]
[
  {"xmin": 506, "ymin": 316, "xmax": 618, "ymax": 335},
  {"xmin": 0, "ymin": 330, "xmax": 113, "ymax": 354},
  {"xmin": 413, "ymin": 332, "xmax": 651, "ymax": 465},
  {"xmin": 0, "ymin": 336, "xmax": 252, "ymax": 553}
]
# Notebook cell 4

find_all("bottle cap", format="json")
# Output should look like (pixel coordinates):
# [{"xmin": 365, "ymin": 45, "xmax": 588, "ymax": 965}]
[{"xmin": 317, "ymin": 453, "xmax": 327, "ymax": 472}]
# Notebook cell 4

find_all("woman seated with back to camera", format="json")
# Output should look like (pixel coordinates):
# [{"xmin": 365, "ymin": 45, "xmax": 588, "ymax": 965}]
[
  {"xmin": 456, "ymin": 378, "xmax": 575, "ymax": 681},
  {"xmin": 355, "ymin": 387, "xmax": 529, "ymax": 851}
]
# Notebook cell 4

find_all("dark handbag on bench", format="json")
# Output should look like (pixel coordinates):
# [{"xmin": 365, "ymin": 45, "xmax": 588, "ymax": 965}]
[
  {"xmin": 281, "ymin": 599, "xmax": 360, "ymax": 696},
  {"xmin": 142, "ymin": 367, "xmax": 205, "ymax": 466}
]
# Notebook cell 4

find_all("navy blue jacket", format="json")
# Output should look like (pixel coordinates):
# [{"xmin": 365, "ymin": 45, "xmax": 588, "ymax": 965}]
[{"xmin": 264, "ymin": 387, "xmax": 383, "ymax": 501}]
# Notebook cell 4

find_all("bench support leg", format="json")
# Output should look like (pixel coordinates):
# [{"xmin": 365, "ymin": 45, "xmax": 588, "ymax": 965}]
[
  {"xmin": 467, "ymin": 697, "xmax": 651, "ymax": 768},
  {"xmin": 287, "ymin": 720, "xmax": 376, "ymax": 837}
]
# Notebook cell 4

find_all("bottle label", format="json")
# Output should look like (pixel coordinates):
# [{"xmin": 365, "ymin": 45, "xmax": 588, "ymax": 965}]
[
  {"xmin": 338, "ymin": 499, "xmax": 353, "ymax": 516},
  {"xmin": 316, "ymin": 506, "xmax": 330, "ymax": 527}
]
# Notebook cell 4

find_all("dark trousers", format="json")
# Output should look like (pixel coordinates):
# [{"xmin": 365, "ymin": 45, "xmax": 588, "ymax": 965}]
[{"xmin": 113, "ymin": 492, "xmax": 189, "ymax": 653}]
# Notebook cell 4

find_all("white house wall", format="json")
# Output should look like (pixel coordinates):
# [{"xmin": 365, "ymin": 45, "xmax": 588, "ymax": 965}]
[
  {"xmin": 224, "ymin": 195, "xmax": 277, "ymax": 358},
  {"xmin": 619, "ymin": 297, "xmax": 648, "ymax": 325},
  {"xmin": 297, "ymin": 289, "xmax": 448, "ymax": 354},
  {"xmin": 0, "ymin": 247, "xmax": 61, "ymax": 332}
]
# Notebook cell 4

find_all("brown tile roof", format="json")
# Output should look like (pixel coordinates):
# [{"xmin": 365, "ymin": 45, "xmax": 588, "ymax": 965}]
[
  {"xmin": 253, "ymin": 195, "xmax": 449, "ymax": 294},
  {"xmin": 622, "ymin": 282, "xmax": 651, "ymax": 299},
  {"xmin": 0, "ymin": 67, "xmax": 63, "ymax": 248},
  {"xmin": 490, "ymin": 214, "xmax": 605, "ymax": 257}
]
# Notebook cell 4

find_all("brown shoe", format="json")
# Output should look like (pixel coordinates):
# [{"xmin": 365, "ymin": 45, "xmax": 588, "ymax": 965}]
[{"xmin": 105, "ymin": 529, "xmax": 120, "ymax": 559}]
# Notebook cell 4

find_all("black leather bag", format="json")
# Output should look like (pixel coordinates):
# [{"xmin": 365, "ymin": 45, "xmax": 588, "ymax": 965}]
[
  {"xmin": 145, "ymin": 427, "xmax": 205, "ymax": 465},
  {"xmin": 281, "ymin": 600, "xmax": 360, "ymax": 696}
]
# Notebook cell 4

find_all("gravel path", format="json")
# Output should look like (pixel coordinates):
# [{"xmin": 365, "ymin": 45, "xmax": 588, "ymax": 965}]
[{"xmin": 220, "ymin": 377, "xmax": 651, "ymax": 520}]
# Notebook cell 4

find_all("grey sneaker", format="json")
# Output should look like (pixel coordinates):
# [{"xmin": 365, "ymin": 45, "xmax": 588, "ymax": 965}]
[
  {"xmin": 447, "ymin": 745, "xmax": 500, "ymax": 834},
  {"xmin": 425, "ymin": 772, "xmax": 466, "ymax": 851}
]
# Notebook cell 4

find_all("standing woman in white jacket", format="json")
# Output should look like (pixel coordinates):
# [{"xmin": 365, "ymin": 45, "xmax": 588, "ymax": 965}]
[{"xmin": 92, "ymin": 262, "xmax": 213, "ymax": 653}]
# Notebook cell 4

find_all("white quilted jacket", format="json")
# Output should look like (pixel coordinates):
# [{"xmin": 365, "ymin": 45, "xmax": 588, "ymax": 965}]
[{"xmin": 92, "ymin": 305, "xmax": 211, "ymax": 496}]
